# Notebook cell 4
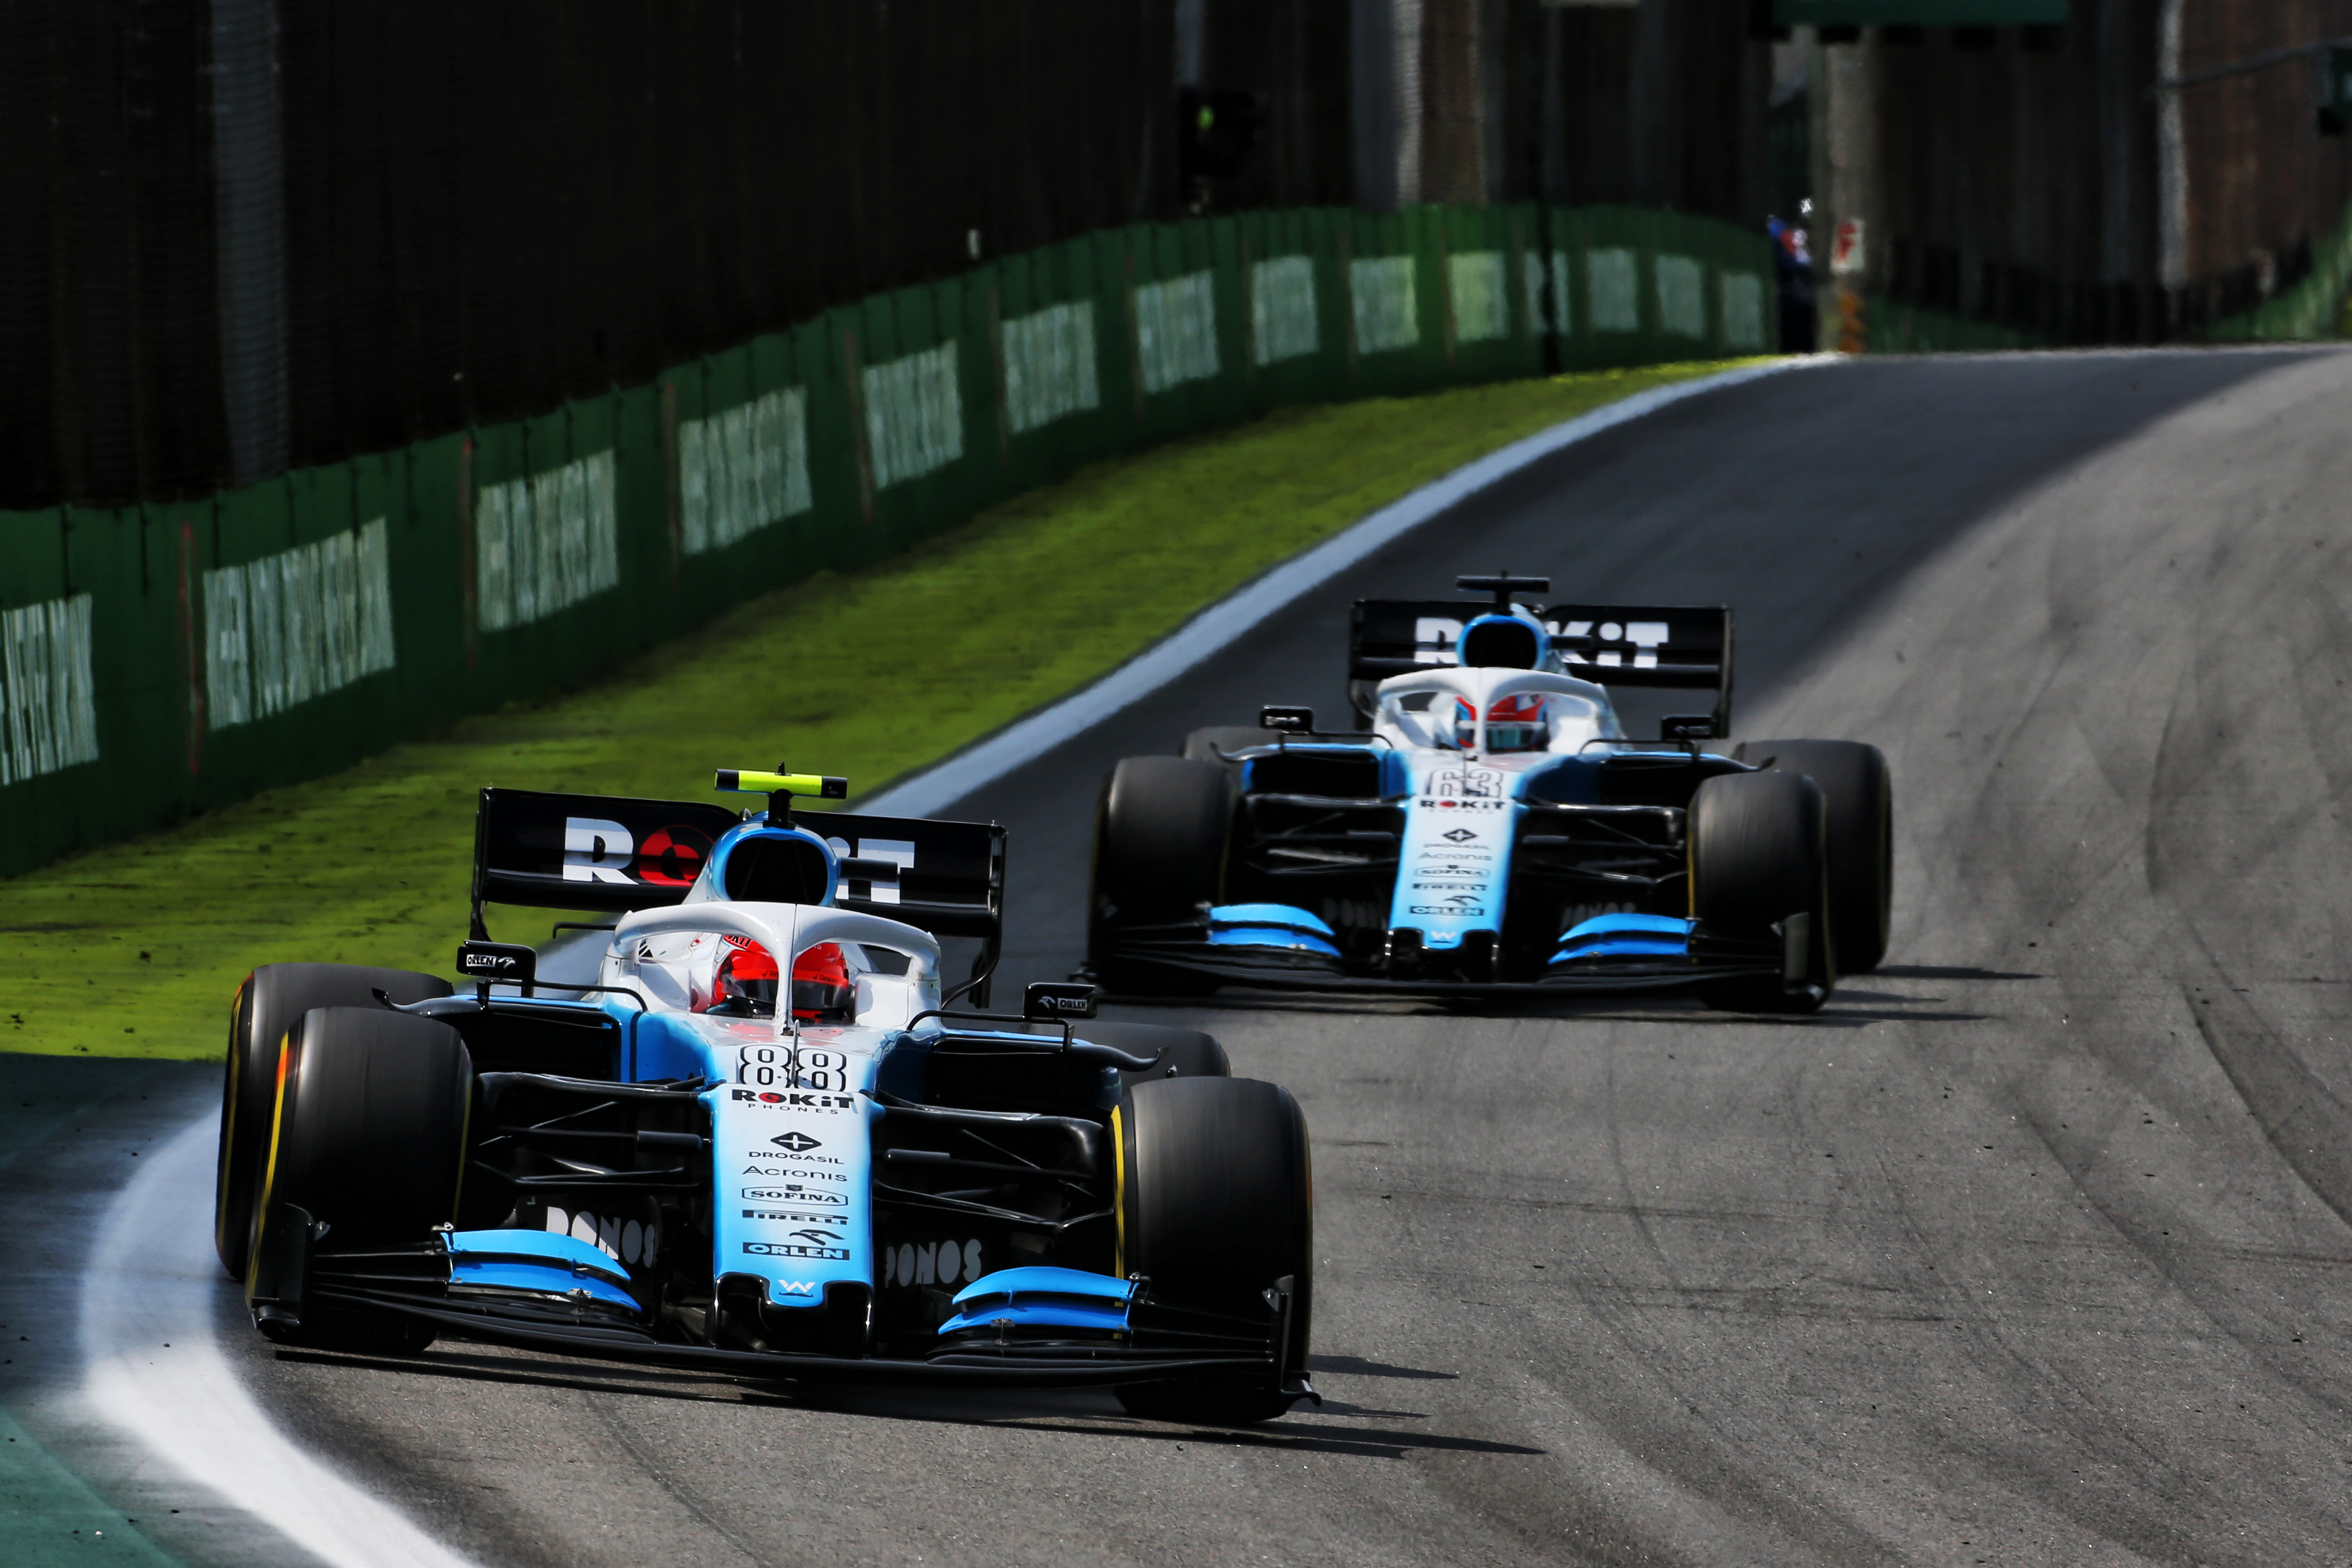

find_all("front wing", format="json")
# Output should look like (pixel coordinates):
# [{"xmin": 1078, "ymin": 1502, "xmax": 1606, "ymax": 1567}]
[
  {"xmin": 1097, "ymin": 916, "xmax": 1798, "ymax": 998},
  {"xmin": 254, "ymin": 1213, "xmax": 1310, "ymax": 1396}
]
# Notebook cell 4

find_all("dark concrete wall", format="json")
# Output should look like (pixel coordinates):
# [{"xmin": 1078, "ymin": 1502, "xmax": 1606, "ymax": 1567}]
[{"xmin": 1857, "ymin": 1, "xmax": 2352, "ymax": 342}]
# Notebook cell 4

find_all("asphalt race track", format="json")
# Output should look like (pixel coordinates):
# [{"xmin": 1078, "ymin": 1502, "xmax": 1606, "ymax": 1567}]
[{"xmin": 52, "ymin": 346, "xmax": 2352, "ymax": 1565}]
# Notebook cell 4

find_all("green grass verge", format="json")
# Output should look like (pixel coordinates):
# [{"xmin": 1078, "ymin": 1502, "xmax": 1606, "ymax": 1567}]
[{"xmin": 4, "ymin": 362, "xmax": 1749, "ymax": 1061}]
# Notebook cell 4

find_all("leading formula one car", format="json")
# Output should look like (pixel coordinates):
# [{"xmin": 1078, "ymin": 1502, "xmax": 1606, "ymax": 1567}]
[
  {"xmin": 214, "ymin": 769, "xmax": 1314, "ymax": 1424},
  {"xmin": 1087, "ymin": 574, "xmax": 1892, "ymax": 1013}
]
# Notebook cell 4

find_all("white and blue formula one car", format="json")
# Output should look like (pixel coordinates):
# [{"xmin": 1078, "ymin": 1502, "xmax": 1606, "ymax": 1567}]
[
  {"xmin": 1087, "ymin": 574, "xmax": 1892, "ymax": 1014},
  {"xmin": 213, "ymin": 770, "xmax": 1315, "ymax": 1425}
]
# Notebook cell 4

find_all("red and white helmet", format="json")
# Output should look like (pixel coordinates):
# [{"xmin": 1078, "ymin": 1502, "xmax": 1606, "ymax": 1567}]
[
  {"xmin": 696, "ymin": 936, "xmax": 853, "ymax": 1021},
  {"xmin": 1453, "ymin": 691, "xmax": 1550, "ymax": 753},
  {"xmin": 700, "ymin": 934, "xmax": 780, "ymax": 1015},
  {"xmin": 788, "ymin": 942, "xmax": 854, "ymax": 1022}
]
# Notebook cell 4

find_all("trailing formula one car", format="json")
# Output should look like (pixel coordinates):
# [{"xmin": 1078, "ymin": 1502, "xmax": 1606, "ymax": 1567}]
[
  {"xmin": 214, "ymin": 769, "xmax": 1315, "ymax": 1424},
  {"xmin": 1087, "ymin": 574, "xmax": 1892, "ymax": 1013}
]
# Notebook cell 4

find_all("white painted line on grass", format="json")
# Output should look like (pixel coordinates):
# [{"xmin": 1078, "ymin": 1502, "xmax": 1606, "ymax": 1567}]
[
  {"xmin": 79, "ymin": 1113, "xmax": 485, "ymax": 1568},
  {"xmin": 862, "ymin": 358, "xmax": 1829, "ymax": 818}
]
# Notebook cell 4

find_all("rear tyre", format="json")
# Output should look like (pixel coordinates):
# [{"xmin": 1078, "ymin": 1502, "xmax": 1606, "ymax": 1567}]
[
  {"xmin": 1735, "ymin": 740, "xmax": 1893, "ymax": 972},
  {"xmin": 216, "ymin": 963, "xmax": 451, "ymax": 1280},
  {"xmin": 1114, "ymin": 1077, "xmax": 1312, "ymax": 1426},
  {"xmin": 1089, "ymin": 757, "xmax": 1234, "ymax": 996},
  {"xmin": 1688, "ymin": 770, "xmax": 1833, "ymax": 1014},
  {"xmin": 1074, "ymin": 1020, "xmax": 1232, "ymax": 1089},
  {"xmin": 248, "ymin": 1006, "xmax": 472, "ymax": 1353}
]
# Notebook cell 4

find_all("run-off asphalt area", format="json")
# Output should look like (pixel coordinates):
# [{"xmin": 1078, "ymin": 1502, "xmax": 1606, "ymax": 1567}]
[{"xmin": 60, "ymin": 348, "xmax": 2352, "ymax": 1566}]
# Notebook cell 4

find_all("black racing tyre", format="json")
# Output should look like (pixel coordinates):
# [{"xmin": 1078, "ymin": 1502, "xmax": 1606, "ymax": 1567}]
[
  {"xmin": 248, "ymin": 1005, "xmax": 472, "ymax": 1353},
  {"xmin": 1181, "ymin": 726, "xmax": 1282, "ymax": 770},
  {"xmin": 1089, "ymin": 756, "xmax": 1234, "ymax": 996},
  {"xmin": 1114, "ymin": 1077, "xmax": 1312, "ymax": 1426},
  {"xmin": 1735, "ymin": 739, "xmax": 1893, "ymax": 973},
  {"xmin": 1687, "ymin": 769, "xmax": 1833, "ymax": 1014},
  {"xmin": 216, "ymin": 963, "xmax": 451, "ymax": 1281},
  {"xmin": 1075, "ymin": 1020, "xmax": 1232, "ymax": 1089}
]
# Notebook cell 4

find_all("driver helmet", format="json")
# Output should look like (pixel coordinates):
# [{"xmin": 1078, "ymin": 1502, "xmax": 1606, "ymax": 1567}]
[
  {"xmin": 701, "ymin": 937, "xmax": 854, "ymax": 1021},
  {"xmin": 1453, "ymin": 692, "xmax": 1550, "ymax": 753},
  {"xmin": 789, "ymin": 942, "xmax": 854, "ymax": 1022},
  {"xmin": 703, "ymin": 934, "xmax": 779, "ymax": 1015}
]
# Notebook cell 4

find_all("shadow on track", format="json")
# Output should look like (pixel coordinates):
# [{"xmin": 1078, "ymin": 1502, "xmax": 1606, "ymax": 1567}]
[{"xmin": 278, "ymin": 1345, "xmax": 1540, "ymax": 1461}]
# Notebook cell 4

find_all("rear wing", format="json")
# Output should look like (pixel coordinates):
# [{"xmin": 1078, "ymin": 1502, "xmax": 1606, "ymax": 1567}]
[
  {"xmin": 1348, "ymin": 600, "xmax": 1735, "ymax": 739},
  {"xmin": 470, "ymin": 787, "xmax": 1007, "ymax": 998}
]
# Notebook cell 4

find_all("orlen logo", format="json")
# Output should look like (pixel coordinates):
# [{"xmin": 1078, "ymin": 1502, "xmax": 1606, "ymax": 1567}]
[{"xmin": 1410, "ymin": 893, "xmax": 1488, "ymax": 917}]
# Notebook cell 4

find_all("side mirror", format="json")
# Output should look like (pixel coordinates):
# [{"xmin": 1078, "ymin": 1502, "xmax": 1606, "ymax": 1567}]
[
  {"xmin": 1024, "ymin": 981, "xmax": 1099, "ymax": 1021},
  {"xmin": 1660, "ymin": 715, "xmax": 1715, "ymax": 742},
  {"xmin": 1259, "ymin": 705, "xmax": 1314, "ymax": 734},
  {"xmin": 457, "ymin": 940, "xmax": 537, "ymax": 993}
]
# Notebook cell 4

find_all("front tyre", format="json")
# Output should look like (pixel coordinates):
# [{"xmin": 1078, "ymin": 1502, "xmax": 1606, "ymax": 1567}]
[
  {"xmin": 1114, "ymin": 1077, "xmax": 1312, "ymax": 1425},
  {"xmin": 245, "ymin": 1005, "xmax": 472, "ymax": 1353},
  {"xmin": 1688, "ymin": 769, "xmax": 1833, "ymax": 1014},
  {"xmin": 1088, "ymin": 757, "xmax": 1234, "ymax": 996},
  {"xmin": 1735, "ymin": 740, "xmax": 1892, "ymax": 973},
  {"xmin": 216, "ymin": 963, "xmax": 451, "ymax": 1280}
]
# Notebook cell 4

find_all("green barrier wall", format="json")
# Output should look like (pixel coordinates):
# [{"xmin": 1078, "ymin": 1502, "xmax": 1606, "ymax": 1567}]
[
  {"xmin": 1864, "ymin": 296, "xmax": 2048, "ymax": 353},
  {"xmin": 0, "ymin": 203, "xmax": 1772, "ymax": 882}
]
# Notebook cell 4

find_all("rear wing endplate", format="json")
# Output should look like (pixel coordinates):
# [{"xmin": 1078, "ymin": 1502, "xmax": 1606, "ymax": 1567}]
[
  {"xmin": 1348, "ymin": 600, "xmax": 1735, "ymax": 738},
  {"xmin": 470, "ymin": 788, "xmax": 1008, "ymax": 1000}
]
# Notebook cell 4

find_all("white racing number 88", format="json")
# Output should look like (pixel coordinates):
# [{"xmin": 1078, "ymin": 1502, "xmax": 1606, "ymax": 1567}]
[
  {"xmin": 737, "ymin": 1045, "xmax": 789, "ymax": 1088},
  {"xmin": 735, "ymin": 1045, "xmax": 851, "ymax": 1092}
]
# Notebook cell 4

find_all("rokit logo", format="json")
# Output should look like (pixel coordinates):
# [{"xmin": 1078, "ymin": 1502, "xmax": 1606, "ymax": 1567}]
[
  {"xmin": 1555, "ymin": 617, "xmax": 1671, "ymax": 670},
  {"xmin": 559, "ymin": 816, "xmax": 713, "ymax": 888},
  {"xmin": 745, "ymin": 1241, "xmax": 851, "ymax": 1261},
  {"xmin": 731, "ymin": 1089, "xmax": 855, "ymax": 1112},
  {"xmin": 883, "ymin": 1239, "xmax": 983, "ymax": 1289},
  {"xmin": 1421, "ymin": 797, "xmax": 1505, "ymax": 812},
  {"xmin": 743, "ymin": 1186, "xmax": 846, "ymax": 1205},
  {"xmin": 820, "ymin": 834, "xmax": 915, "ymax": 906}
]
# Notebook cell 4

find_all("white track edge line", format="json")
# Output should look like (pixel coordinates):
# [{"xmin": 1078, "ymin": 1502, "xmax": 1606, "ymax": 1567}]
[
  {"xmin": 80, "ymin": 1112, "xmax": 486, "ymax": 1568},
  {"xmin": 862, "ymin": 357, "xmax": 1828, "ymax": 819}
]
